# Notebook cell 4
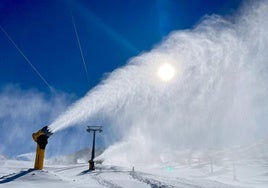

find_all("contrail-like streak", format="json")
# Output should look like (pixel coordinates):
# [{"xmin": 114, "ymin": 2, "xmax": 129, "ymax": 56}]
[
  {"xmin": 0, "ymin": 25, "xmax": 53, "ymax": 91},
  {"xmin": 70, "ymin": 10, "xmax": 90, "ymax": 82}
]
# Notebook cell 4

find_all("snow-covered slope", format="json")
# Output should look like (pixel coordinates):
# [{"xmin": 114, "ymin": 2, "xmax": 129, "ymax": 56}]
[
  {"xmin": 47, "ymin": 148, "xmax": 104, "ymax": 165},
  {"xmin": 1, "ymin": 155, "xmax": 268, "ymax": 188}
]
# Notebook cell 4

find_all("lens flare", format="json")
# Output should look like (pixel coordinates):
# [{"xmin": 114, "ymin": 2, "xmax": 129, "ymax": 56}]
[{"xmin": 157, "ymin": 63, "xmax": 176, "ymax": 81}]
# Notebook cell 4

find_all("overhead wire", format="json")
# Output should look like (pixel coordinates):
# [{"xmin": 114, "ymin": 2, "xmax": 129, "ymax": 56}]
[{"xmin": 0, "ymin": 25, "xmax": 53, "ymax": 91}]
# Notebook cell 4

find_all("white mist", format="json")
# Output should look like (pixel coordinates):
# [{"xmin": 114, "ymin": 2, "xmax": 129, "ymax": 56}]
[{"xmin": 49, "ymin": 1, "xmax": 268, "ymax": 165}]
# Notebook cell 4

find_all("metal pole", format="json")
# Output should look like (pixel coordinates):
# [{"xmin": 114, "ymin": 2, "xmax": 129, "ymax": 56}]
[
  {"xmin": 91, "ymin": 130, "xmax": 96, "ymax": 161},
  {"xmin": 87, "ymin": 126, "xmax": 102, "ymax": 170}
]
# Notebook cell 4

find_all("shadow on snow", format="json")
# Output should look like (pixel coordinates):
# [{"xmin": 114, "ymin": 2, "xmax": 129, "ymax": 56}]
[{"xmin": 0, "ymin": 168, "xmax": 35, "ymax": 184}]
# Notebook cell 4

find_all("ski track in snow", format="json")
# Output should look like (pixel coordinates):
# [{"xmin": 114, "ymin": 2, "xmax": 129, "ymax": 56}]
[
  {"xmin": 130, "ymin": 171, "xmax": 175, "ymax": 188},
  {"xmin": 92, "ymin": 175, "xmax": 122, "ymax": 188},
  {"xmin": 129, "ymin": 171, "xmax": 241, "ymax": 188}
]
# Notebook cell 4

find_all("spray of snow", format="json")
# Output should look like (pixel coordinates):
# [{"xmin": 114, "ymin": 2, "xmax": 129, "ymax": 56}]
[
  {"xmin": 0, "ymin": 84, "xmax": 73, "ymax": 157},
  {"xmin": 49, "ymin": 1, "xmax": 268, "ymax": 165}
]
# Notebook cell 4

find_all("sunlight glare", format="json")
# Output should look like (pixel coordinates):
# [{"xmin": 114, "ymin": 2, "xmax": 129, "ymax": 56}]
[{"xmin": 157, "ymin": 63, "xmax": 176, "ymax": 81}]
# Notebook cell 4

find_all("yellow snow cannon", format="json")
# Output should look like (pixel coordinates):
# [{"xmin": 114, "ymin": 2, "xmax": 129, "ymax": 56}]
[{"xmin": 32, "ymin": 126, "xmax": 53, "ymax": 170}]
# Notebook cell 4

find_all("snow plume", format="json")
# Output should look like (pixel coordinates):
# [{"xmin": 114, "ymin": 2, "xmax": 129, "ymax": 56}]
[
  {"xmin": 0, "ymin": 84, "xmax": 74, "ymax": 157},
  {"xmin": 49, "ymin": 1, "xmax": 268, "ymax": 165}
]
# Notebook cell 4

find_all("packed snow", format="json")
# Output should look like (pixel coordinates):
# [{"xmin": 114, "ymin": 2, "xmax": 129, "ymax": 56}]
[{"xmin": 1, "ymin": 148, "xmax": 268, "ymax": 188}]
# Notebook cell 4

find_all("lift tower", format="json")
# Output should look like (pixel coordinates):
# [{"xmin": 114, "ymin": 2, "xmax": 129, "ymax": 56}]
[{"xmin": 87, "ymin": 126, "xmax": 102, "ymax": 170}]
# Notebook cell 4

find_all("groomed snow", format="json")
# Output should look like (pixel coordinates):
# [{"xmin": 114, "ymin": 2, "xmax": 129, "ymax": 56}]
[{"xmin": 1, "ymin": 156, "xmax": 268, "ymax": 188}]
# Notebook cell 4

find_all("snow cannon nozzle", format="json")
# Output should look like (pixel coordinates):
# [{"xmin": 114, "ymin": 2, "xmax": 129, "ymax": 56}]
[{"xmin": 41, "ymin": 126, "xmax": 53, "ymax": 138}]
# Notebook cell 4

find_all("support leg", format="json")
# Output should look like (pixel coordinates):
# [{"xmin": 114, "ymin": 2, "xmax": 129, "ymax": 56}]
[{"xmin": 34, "ymin": 145, "xmax": 45, "ymax": 170}]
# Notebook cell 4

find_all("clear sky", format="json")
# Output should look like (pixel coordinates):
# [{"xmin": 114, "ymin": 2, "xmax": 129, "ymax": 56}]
[{"xmin": 0, "ymin": 0, "xmax": 242, "ymax": 97}]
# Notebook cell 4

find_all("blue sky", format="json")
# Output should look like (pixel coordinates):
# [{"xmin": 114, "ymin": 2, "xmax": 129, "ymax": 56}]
[
  {"xmin": 0, "ymin": 0, "xmax": 242, "ymax": 97},
  {"xmin": 0, "ymin": 0, "xmax": 247, "ymax": 157}
]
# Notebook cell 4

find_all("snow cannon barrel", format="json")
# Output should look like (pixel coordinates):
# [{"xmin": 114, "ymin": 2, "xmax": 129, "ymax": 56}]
[{"xmin": 32, "ymin": 126, "xmax": 53, "ymax": 170}]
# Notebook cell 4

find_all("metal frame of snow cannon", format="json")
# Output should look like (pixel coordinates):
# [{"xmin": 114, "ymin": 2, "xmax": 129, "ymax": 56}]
[
  {"xmin": 87, "ymin": 126, "xmax": 102, "ymax": 170},
  {"xmin": 32, "ymin": 126, "xmax": 53, "ymax": 170}
]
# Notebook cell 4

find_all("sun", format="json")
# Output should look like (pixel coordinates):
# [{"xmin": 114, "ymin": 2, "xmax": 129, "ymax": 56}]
[{"xmin": 157, "ymin": 63, "xmax": 176, "ymax": 81}]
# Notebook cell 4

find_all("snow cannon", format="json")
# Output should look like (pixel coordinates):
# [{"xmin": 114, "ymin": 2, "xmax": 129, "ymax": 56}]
[{"xmin": 32, "ymin": 126, "xmax": 53, "ymax": 170}]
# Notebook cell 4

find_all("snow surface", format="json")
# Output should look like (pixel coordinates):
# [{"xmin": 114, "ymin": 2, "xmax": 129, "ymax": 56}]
[{"xmin": 1, "ymin": 155, "xmax": 268, "ymax": 188}]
